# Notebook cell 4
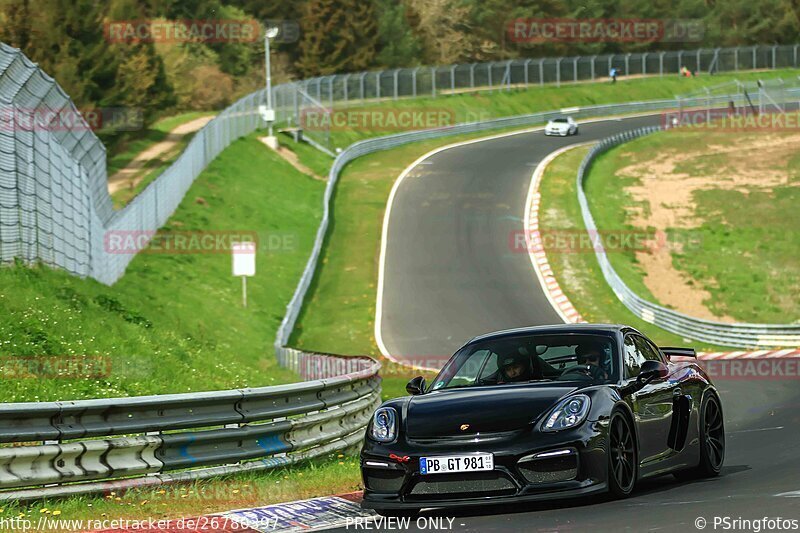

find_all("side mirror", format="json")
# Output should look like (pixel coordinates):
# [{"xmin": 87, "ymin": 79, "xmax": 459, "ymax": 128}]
[
  {"xmin": 406, "ymin": 376, "xmax": 426, "ymax": 395},
  {"xmin": 637, "ymin": 360, "xmax": 669, "ymax": 386}
]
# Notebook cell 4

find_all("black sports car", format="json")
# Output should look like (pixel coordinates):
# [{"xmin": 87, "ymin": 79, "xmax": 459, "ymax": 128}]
[{"xmin": 360, "ymin": 324, "xmax": 724, "ymax": 515}]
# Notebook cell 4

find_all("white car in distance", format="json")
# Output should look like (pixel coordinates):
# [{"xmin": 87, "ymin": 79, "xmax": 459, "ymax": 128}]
[{"xmin": 545, "ymin": 116, "xmax": 579, "ymax": 136}]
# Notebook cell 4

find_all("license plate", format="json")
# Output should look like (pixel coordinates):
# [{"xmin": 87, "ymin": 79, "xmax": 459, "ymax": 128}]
[{"xmin": 419, "ymin": 454, "xmax": 494, "ymax": 475}]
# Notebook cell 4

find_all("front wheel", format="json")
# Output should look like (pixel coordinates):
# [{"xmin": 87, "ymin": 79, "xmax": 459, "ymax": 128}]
[{"xmin": 608, "ymin": 411, "xmax": 637, "ymax": 498}]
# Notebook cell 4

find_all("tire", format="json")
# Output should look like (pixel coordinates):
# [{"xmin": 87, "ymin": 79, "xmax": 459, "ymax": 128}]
[
  {"xmin": 574, "ymin": 127, "xmax": 579, "ymax": 135},
  {"xmin": 674, "ymin": 393, "xmax": 724, "ymax": 480},
  {"xmin": 375, "ymin": 509, "xmax": 419, "ymax": 518},
  {"xmin": 608, "ymin": 411, "xmax": 638, "ymax": 498}
]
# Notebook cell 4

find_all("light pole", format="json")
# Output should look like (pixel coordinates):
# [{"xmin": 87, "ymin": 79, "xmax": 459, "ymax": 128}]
[{"xmin": 262, "ymin": 26, "xmax": 279, "ymax": 147}]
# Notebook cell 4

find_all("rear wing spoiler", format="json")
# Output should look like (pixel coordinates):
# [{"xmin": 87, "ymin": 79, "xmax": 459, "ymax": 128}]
[{"xmin": 660, "ymin": 347, "xmax": 697, "ymax": 359}]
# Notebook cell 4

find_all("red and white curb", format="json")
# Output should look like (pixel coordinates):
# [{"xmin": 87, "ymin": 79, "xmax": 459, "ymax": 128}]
[
  {"xmin": 524, "ymin": 144, "xmax": 799, "ymax": 360},
  {"xmin": 524, "ymin": 143, "xmax": 595, "ymax": 325}
]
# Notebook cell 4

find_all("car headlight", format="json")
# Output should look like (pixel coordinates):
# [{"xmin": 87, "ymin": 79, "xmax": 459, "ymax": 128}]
[
  {"xmin": 542, "ymin": 394, "xmax": 591, "ymax": 431},
  {"xmin": 370, "ymin": 407, "xmax": 397, "ymax": 442}
]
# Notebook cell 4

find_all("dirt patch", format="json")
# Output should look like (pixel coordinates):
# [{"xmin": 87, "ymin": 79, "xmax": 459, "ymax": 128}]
[
  {"xmin": 107, "ymin": 115, "xmax": 215, "ymax": 195},
  {"xmin": 260, "ymin": 137, "xmax": 326, "ymax": 181},
  {"xmin": 614, "ymin": 131, "xmax": 800, "ymax": 321}
]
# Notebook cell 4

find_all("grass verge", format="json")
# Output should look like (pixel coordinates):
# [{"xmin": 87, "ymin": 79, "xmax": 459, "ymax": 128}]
[
  {"xmin": 0, "ymin": 132, "xmax": 324, "ymax": 402},
  {"xmin": 0, "ymin": 456, "xmax": 361, "ymax": 532},
  {"xmin": 582, "ymin": 130, "xmax": 800, "ymax": 323}
]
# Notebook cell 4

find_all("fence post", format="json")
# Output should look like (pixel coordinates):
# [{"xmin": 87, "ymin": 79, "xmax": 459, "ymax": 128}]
[
  {"xmin": 538, "ymin": 59, "xmax": 544, "ymax": 86},
  {"xmin": 696, "ymin": 49, "xmax": 701, "ymax": 71},
  {"xmin": 359, "ymin": 72, "xmax": 366, "ymax": 101},
  {"xmin": 393, "ymin": 69, "xmax": 399, "ymax": 100},
  {"xmin": 556, "ymin": 57, "xmax": 561, "ymax": 87},
  {"xmin": 625, "ymin": 53, "xmax": 631, "ymax": 76},
  {"xmin": 590, "ymin": 56, "xmax": 596, "ymax": 80},
  {"xmin": 772, "ymin": 45, "xmax": 777, "ymax": 69},
  {"xmin": 487, "ymin": 63, "xmax": 493, "ymax": 92},
  {"xmin": 753, "ymin": 46, "xmax": 757, "ymax": 69},
  {"xmin": 659, "ymin": 52, "xmax": 664, "ymax": 76},
  {"xmin": 735, "ymin": 47, "xmax": 739, "ymax": 71},
  {"xmin": 451, "ymin": 65, "xmax": 456, "ymax": 93},
  {"xmin": 642, "ymin": 53, "xmax": 647, "ymax": 75},
  {"xmin": 525, "ymin": 58, "xmax": 528, "ymax": 87},
  {"xmin": 572, "ymin": 57, "xmax": 578, "ymax": 82},
  {"xmin": 328, "ymin": 76, "xmax": 333, "ymax": 108},
  {"xmin": 795, "ymin": 45, "xmax": 798, "ymax": 67},
  {"xmin": 677, "ymin": 51, "xmax": 683, "ymax": 72},
  {"xmin": 412, "ymin": 67, "xmax": 418, "ymax": 98},
  {"xmin": 469, "ymin": 63, "xmax": 476, "ymax": 89},
  {"xmin": 431, "ymin": 67, "xmax": 436, "ymax": 97},
  {"xmin": 343, "ymin": 73, "xmax": 349, "ymax": 102},
  {"xmin": 507, "ymin": 60, "xmax": 513, "ymax": 90},
  {"xmin": 375, "ymin": 72, "xmax": 381, "ymax": 99}
]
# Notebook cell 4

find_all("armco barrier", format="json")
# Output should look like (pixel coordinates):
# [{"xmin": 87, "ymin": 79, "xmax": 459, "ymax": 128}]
[
  {"xmin": 0, "ymin": 352, "xmax": 380, "ymax": 500},
  {"xmin": 576, "ymin": 126, "xmax": 800, "ymax": 348}
]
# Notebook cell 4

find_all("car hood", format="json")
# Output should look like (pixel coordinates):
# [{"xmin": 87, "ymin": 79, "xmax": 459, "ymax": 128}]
[{"xmin": 405, "ymin": 383, "xmax": 578, "ymax": 438}]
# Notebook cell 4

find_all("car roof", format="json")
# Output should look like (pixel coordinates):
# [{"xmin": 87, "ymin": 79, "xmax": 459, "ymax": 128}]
[{"xmin": 464, "ymin": 323, "xmax": 635, "ymax": 346}]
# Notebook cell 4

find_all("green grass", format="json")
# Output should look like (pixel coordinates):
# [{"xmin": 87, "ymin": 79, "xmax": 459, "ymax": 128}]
[
  {"xmin": 0, "ymin": 133, "xmax": 325, "ymax": 402},
  {"xmin": 538, "ymin": 145, "xmax": 733, "ymax": 350},
  {"xmin": 583, "ymin": 130, "xmax": 800, "ymax": 323},
  {"xmin": 0, "ymin": 455, "xmax": 361, "ymax": 530},
  {"xmin": 109, "ymin": 112, "xmax": 217, "ymax": 209},
  {"xmin": 313, "ymin": 69, "xmax": 800, "ymax": 150}
]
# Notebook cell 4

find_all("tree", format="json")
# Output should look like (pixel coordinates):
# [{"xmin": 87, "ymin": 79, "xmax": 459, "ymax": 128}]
[
  {"xmin": 296, "ymin": 0, "xmax": 379, "ymax": 76},
  {"xmin": 376, "ymin": 0, "xmax": 423, "ymax": 68}
]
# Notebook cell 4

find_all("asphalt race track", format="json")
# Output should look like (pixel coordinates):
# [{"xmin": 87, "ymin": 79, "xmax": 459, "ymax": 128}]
[
  {"xmin": 378, "ymin": 114, "xmax": 661, "ymax": 367},
  {"xmin": 366, "ymin": 115, "xmax": 800, "ymax": 531},
  {"xmin": 328, "ymin": 379, "xmax": 800, "ymax": 532}
]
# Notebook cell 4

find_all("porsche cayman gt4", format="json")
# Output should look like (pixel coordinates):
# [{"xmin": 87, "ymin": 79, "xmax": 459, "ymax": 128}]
[{"xmin": 360, "ymin": 324, "xmax": 724, "ymax": 515}]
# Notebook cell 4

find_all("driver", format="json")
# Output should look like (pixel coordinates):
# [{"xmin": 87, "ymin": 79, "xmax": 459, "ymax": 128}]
[
  {"xmin": 575, "ymin": 341, "xmax": 610, "ymax": 381},
  {"xmin": 498, "ymin": 353, "xmax": 532, "ymax": 383}
]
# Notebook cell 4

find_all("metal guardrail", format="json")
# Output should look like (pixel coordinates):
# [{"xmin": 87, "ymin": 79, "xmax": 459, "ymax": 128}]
[
  {"xmin": 283, "ymin": 44, "xmax": 800, "ymax": 149},
  {"xmin": 576, "ymin": 126, "xmax": 800, "ymax": 348},
  {"xmin": 0, "ymin": 350, "xmax": 380, "ymax": 500}
]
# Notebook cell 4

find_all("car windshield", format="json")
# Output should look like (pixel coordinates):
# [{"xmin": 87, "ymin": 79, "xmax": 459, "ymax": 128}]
[
  {"xmin": 552, "ymin": 118, "xmax": 569, "ymax": 123},
  {"xmin": 429, "ymin": 333, "xmax": 617, "ymax": 391}
]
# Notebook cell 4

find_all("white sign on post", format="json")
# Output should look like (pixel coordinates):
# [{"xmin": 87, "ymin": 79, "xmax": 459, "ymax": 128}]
[{"xmin": 232, "ymin": 241, "xmax": 256, "ymax": 307}]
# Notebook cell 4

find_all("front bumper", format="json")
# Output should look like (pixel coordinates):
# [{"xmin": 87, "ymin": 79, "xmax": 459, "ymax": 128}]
[
  {"xmin": 545, "ymin": 128, "xmax": 569, "ymax": 136},
  {"xmin": 360, "ymin": 420, "xmax": 608, "ymax": 510}
]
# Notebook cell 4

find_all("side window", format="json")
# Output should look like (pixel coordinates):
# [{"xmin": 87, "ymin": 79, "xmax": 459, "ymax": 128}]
[
  {"xmin": 623, "ymin": 335, "xmax": 644, "ymax": 378},
  {"xmin": 634, "ymin": 336, "xmax": 664, "ymax": 363},
  {"xmin": 478, "ymin": 352, "xmax": 499, "ymax": 381}
]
